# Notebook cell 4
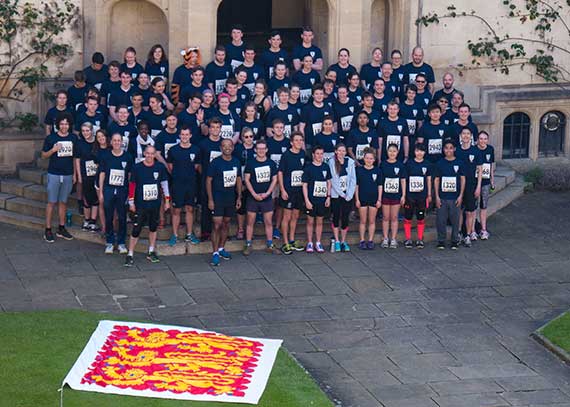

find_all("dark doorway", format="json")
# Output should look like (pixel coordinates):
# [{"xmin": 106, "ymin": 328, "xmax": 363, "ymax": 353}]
[
  {"xmin": 217, "ymin": 0, "xmax": 272, "ymax": 35},
  {"xmin": 539, "ymin": 111, "xmax": 566, "ymax": 157},
  {"xmin": 502, "ymin": 112, "xmax": 530, "ymax": 159}
]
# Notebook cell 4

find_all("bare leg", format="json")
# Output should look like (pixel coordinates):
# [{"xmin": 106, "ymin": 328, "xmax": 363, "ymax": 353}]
[
  {"xmin": 368, "ymin": 207, "xmax": 378, "ymax": 242},
  {"xmin": 185, "ymin": 206, "xmax": 195, "ymax": 235},
  {"xmin": 289, "ymin": 209, "xmax": 300, "ymax": 242},
  {"xmin": 263, "ymin": 211, "xmax": 274, "ymax": 242},
  {"xmin": 382, "ymin": 205, "xmax": 390, "ymax": 239},
  {"xmin": 46, "ymin": 202, "xmax": 55, "ymax": 228},
  {"xmin": 306, "ymin": 216, "xmax": 314, "ymax": 244},
  {"xmin": 211, "ymin": 217, "xmax": 223, "ymax": 252},
  {"xmin": 281, "ymin": 209, "xmax": 291, "ymax": 243},
  {"xmin": 315, "ymin": 216, "xmax": 323, "ymax": 243},
  {"xmin": 58, "ymin": 202, "xmax": 67, "ymax": 226},
  {"xmin": 246, "ymin": 212, "xmax": 256, "ymax": 241},
  {"xmin": 390, "ymin": 205, "xmax": 400, "ymax": 240},
  {"xmin": 220, "ymin": 217, "xmax": 231, "ymax": 248},
  {"xmin": 358, "ymin": 207, "xmax": 368, "ymax": 241},
  {"xmin": 171, "ymin": 207, "xmax": 181, "ymax": 237}
]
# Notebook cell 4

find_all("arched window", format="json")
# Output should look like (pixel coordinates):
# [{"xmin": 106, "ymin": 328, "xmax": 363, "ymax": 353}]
[
  {"xmin": 539, "ymin": 111, "xmax": 566, "ymax": 157},
  {"xmin": 502, "ymin": 112, "xmax": 530, "ymax": 159}
]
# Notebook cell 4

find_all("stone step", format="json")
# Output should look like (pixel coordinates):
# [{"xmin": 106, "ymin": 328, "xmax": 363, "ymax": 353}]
[
  {"xmin": 0, "ymin": 192, "xmax": 17, "ymax": 209},
  {"xmin": 18, "ymin": 167, "xmax": 47, "ymax": 185}
]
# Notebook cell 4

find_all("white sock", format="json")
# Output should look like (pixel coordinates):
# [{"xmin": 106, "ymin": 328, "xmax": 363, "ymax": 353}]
[
  {"xmin": 128, "ymin": 250, "xmax": 133, "ymax": 256},
  {"xmin": 218, "ymin": 247, "xmax": 224, "ymax": 252},
  {"xmin": 149, "ymin": 246, "xmax": 154, "ymax": 253}
]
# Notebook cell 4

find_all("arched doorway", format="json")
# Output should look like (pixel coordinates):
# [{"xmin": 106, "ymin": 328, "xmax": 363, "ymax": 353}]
[
  {"xmin": 370, "ymin": 0, "xmax": 388, "ymax": 55},
  {"xmin": 110, "ymin": 0, "xmax": 168, "ymax": 62},
  {"xmin": 539, "ymin": 111, "xmax": 566, "ymax": 157},
  {"xmin": 502, "ymin": 112, "xmax": 531, "ymax": 159}
]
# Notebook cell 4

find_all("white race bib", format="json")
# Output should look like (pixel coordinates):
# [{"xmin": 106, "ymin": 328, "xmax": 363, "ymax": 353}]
[
  {"xmin": 406, "ymin": 119, "xmax": 416, "ymax": 135},
  {"xmin": 339, "ymin": 175, "xmax": 348, "ymax": 192},
  {"xmin": 313, "ymin": 181, "xmax": 327, "ymax": 197},
  {"xmin": 482, "ymin": 163, "xmax": 491, "ymax": 179},
  {"xmin": 220, "ymin": 125, "xmax": 234, "ymax": 139},
  {"xmin": 209, "ymin": 150, "xmax": 222, "ymax": 162},
  {"xmin": 85, "ymin": 160, "xmax": 98, "ymax": 177},
  {"xmin": 215, "ymin": 79, "xmax": 227, "ymax": 94},
  {"xmin": 121, "ymin": 135, "xmax": 130, "ymax": 152},
  {"xmin": 284, "ymin": 125, "xmax": 292, "ymax": 138},
  {"xmin": 386, "ymin": 135, "xmax": 401, "ymax": 150},
  {"xmin": 428, "ymin": 138, "xmax": 442, "ymax": 155},
  {"xmin": 143, "ymin": 184, "xmax": 159, "ymax": 201},
  {"xmin": 223, "ymin": 169, "xmax": 237, "ymax": 188},
  {"xmin": 109, "ymin": 169, "xmax": 125, "ymax": 186},
  {"xmin": 311, "ymin": 123, "xmax": 322, "ymax": 136},
  {"xmin": 57, "ymin": 141, "xmax": 73, "ymax": 157},
  {"xmin": 151, "ymin": 129, "xmax": 161, "ymax": 138},
  {"xmin": 164, "ymin": 142, "xmax": 178, "ymax": 159},
  {"xmin": 409, "ymin": 176, "xmax": 424, "ymax": 193},
  {"xmin": 323, "ymin": 152, "xmax": 334, "ymax": 163},
  {"xmin": 230, "ymin": 59, "xmax": 243, "ymax": 70},
  {"xmin": 244, "ymin": 83, "xmax": 255, "ymax": 93},
  {"xmin": 441, "ymin": 176, "xmax": 457, "ymax": 193},
  {"xmin": 291, "ymin": 170, "xmax": 303, "ymax": 187},
  {"xmin": 355, "ymin": 144, "xmax": 369, "ymax": 160},
  {"xmin": 300, "ymin": 89, "xmax": 312, "ymax": 104},
  {"xmin": 341, "ymin": 115, "xmax": 353, "ymax": 132},
  {"xmin": 384, "ymin": 177, "xmax": 400, "ymax": 194},
  {"xmin": 94, "ymin": 83, "xmax": 102, "ymax": 90},
  {"xmin": 254, "ymin": 165, "xmax": 271, "ymax": 184},
  {"xmin": 270, "ymin": 154, "xmax": 282, "ymax": 167}
]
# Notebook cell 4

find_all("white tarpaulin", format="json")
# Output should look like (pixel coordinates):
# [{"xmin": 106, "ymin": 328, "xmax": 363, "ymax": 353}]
[{"xmin": 62, "ymin": 320, "xmax": 282, "ymax": 404}]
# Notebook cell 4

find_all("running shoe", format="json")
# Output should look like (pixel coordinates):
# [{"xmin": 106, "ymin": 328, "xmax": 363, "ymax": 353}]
[
  {"xmin": 185, "ymin": 233, "xmax": 200, "ymax": 244},
  {"xmin": 358, "ymin": 240, "xmax": 366, "ymax": 250},
  {"xmin": 44, "ymin": 229, "xmax": 55, "ymax": 243},
  {"xmin": 219, "ymin": 249, "xmax": 232, "ymax": 260},
  {"xmin": 437, "ymin": 241, "xmax": 446, "ymax": 250},
  {"xmin": 292, "ymin": 241, "xmax": 305, "ymax": 251},
  {"xmin": 82, "ymin": 221, "xmax": 90, "ymax": 231},
  {"xmin": 243, "ymin": 244, "xmax": 253, "ymax": 256},
  {"xmin": 341, "ymin": 242, "xmax": 351, "ymax": 252},
  {"xmin": 463, "ymin": 235, "xmax": 472, "ymax": 247},
  {"xmin": 211, "ymin": 252, "xmax": 220, "ymax": 266},
  {"xmin": 389, "ymin": 239, "xmax": 398, "ymax": 249},
  {"xmin": 450, "ymin": 241, "xmax": 459, "ymax": 250},
  {"xmin": 281, "ymin": 243, "xmax": 293, "ymax": 255},
  {"xmin": 306, "ymin": 242, "xmax": 314, "ymax": 253},
  {"xmin": 146, "ymin": 251, "xmax": 160, "ymax": 263},
  {"xmin": 272, "ymin": 228, "xmax": 281, "ymax": 239},
  {"xmin": 367, "ymin": 240, "xmax": 375, "ymax": 250},
  {"xmin": 168, "ymin": 234, "xmax": 178, "ymax": 247},
  {"xmin": 118, "ymin": 244, "xmax": 128, "ymax": 255},
  {"xmin": 124, "ymin": 255, "xmax": 134, "ymax": 267},
  {"xmin": 266, "ymin": 244, "xmax": 280, "ymax": 254},
  {"xmin": 56, "ymin": 227, "xmax": 73, "ymax": 240},
  {"xmin": 335, "ymin": 241, "xmax": 342, "ymax": 252},
  {"xmin": 381, "ymin": 238, "xmax": 390, "ymax": 248},
  {"xmin": 416, "ymin": 240, "xmax": 425, "ymax": 249},
  {"xmin": 104, "ymin": 243, "xmax": 114, "ymax": 254},
  {"xmin": 404, "ymin": 239, "xmax": 413, "ymax": 249},
  {"xmin": 88, "ymin": 222, "xmax": 100, "ymax": 232},
  {"xmin": 315, "ymin": 242, "xmax": 325, "ymax": 253},
  {"xmin": 469, "ymin": 232, "xmax": 478, "ymax": 241},
  {"xmin": 480, "ymin": 230, "xmax": 490, "ymax": 240}
]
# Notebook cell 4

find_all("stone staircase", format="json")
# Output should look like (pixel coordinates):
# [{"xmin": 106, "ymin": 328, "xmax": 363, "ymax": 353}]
[{"xmin": 0, "ymin": 158, "xmax": 525, "ymax": 255}]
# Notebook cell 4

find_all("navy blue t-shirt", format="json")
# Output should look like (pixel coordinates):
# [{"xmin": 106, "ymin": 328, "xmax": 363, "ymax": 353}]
[
  {"xmin": 74, "ymin": 111, "xmax": 105, "ymax": 133},
  {"xmin": 356, "ymin": 166, "xmax": 382, "ymax": 204},
  {"xmin": 328, "ymin": 63, "xmax": 357, "ymax": 86},
  {"xmin": 120, "ymin": 62, "xmax": 144, "ymax": 85},
  {"xmin": 225, "ymin": 43, "xmax": 246, "ymax": 69},
  {"xmin": 399, "ymin": 101, "xmax": 425, "ymax": 138},
  {"xmin": 416, "ymin": 121, "xmax": 450, "ymax": 163},
  {"xmin": 99, "ymin": 150, "xmax": 132, "ymax": 189},
  {"xmin": 83, "ymin": 65, "xmax": 109, "ymax": 90},
  {"xmin": 240, "ymin": 118, "xmax": 264, "ymax": 139},
  {"xmin": 44, "ymin": 107, "xmax": 73, "ymax": 133},
  {"xmin": 414, "ymin": 90, "xmax": 433, "ymax": 117},
  {"xmin": 434, "ymin": 158, "xmax": 465, "ymax": 200},
  {"xmin": 403, "ymin": 62, "xmax": 436, "ymax": 85},
  {"xmin": 179, "ymin": 83, "xmax": 209, "ymax": 107},
  {"xmin": 372, "ymin": 93, "xmax": 391, "ymax": 118},
  {"xmin": 166, "ymin": 143, "xmax": 200, "ymax": 184},
  {"xmin": 292, "ymin": 70, "xmax": 321, "ymax": 104},
  {"xmin": 301, "ymin": 103, "xmax": 335, "ymax": 145},
  {"xmin": 448, "ymin": 121, "xmax": 479, "ymax": 145},
  {"xmin": 314, "ymin": 132, "xmax": 340, "ymax": 161},
  {"xmin": 176, "ymin": 109, "xmax": 202, "ymax": 142},
  {"xmin": 74, "ymin": 138, "xmax": 98, "ymax": 179},
  {"xmin": 207, "ymin": 156, "xmax": 241, "ymax": 205},
  {"xmin": 108, "ymin": 86, "xmax": 134, "ymax": 108},
  {"xmin": 205, "ymin": 61, "xmax": 232, "ymax": 94},
  {"xmin": 198, "ymin": 137, "xmax": 222, "ymax": 172},
  {"xmin": 67, "ymin": 85, "xmax": 88, "ymax": 111},
  {"xmin": 145, "ymin": 60, "xmax": 169, "ymax": 82},
  {"xmin": 333, "ymin": 99, "xmax": 359, "ymax": 140},
  {"xmin": 265, "ymin": 105, "xmax": 299, "ymax": 138},
  {"xmin": 107, "ymin": 122, "xmax": 137, "ymax": 151},
  {"xmin": 42, "ymin": 133, "xmax": 78, "ymax": 175},
  {"xmin": 101, "ymin": 80, "xmax": 121, "ymax": 103},
  {"xmin": 377, "ymin": 117, "xmax": 410, "ymax": 160},
  {"xmin": 267, "ymin": 136, "xmax": 290, "ymax": 168},
  {"xmin": 154, "ymin": 130, "xmax": 180, "ymax": 159},
  {"xmin": 241, "ymin": 64, "xmax": 266, "ymax": 89},
  {"xmin": 348, "ymin": 127, "xmax": 378, "ymax": 162},
  {"xmin": 302, "ymin": 162, "xmax": 331, "ymax": 205},
  {"xmin": 360, "ymin": 63, "xmax": 382, "ymax": 91},
  {"xmin": 456, "ymin": 145, "xmax": 483, "ymax": 184},
  {"xmin": 145, "ymin": 111, "xmax": 168, "ymax": 138},
  {"xmin": 292, "ymin": 45, "xmax": 322, "ymax": 63},
  {"xmin": 172, "ymin": 64, "xmax": 193, "ymax": 89},
  {"xmin": 406, "ymin": 159, "xmax": 431, "ymax": 200},
  {"xmin": 267, "ymin": 77, "xmax": 291, "ymax": 104},
  {"xmin": 245, "ymin": 158, "xmax": 278, "ymax": 200},
  {"xmin": 260, "ymin": 49, "xmax": 289, "ymax": 78},
  {"xmin": 478, "ymin": 145, "xmax": 495, "ymax": 186},
  {"xmin": 131, "ymin": 161, "xmax": 168, "ymax": 208},
  {"xmin": 348, "ymin": 87, "xmax": 364, "ymax": 105},
  {"xmin": 380, "ymin": 160, "xmax": 407, "ymax": 200},
  {"xmin": 278, "ymin": 149, "xmax": 305, "ymax": 194},
  {"xmin": 352, "ymin": 108, "xmax": 381, "ymax": 129}
]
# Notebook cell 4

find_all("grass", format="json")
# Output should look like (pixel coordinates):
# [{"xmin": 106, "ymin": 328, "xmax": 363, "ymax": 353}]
[
  {"xmin": 541, "ymin": 311, "xmax": 570, "ymax": 352},
  {"xmin": 0, "ymin": 310, "xmax": 333, "ymax": 407}
]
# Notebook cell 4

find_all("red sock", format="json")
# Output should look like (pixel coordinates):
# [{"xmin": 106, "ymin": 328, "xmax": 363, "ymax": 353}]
[
  {"xmin": 417, "ymin": 219, "xmax": 425, "ymax": 240},
  {"xmin": 404, "ymin": 219, "xmax": 412, "ymax": 240}
]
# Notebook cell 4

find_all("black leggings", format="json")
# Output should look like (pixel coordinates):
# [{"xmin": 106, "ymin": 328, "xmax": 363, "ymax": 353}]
[
  {"xmin": 404, "ymin": 198, "xmax": 426, "ymax": 221},
  {"xmin": 331, "ymin": 197, "xmax": 352, "ymax": 229}
]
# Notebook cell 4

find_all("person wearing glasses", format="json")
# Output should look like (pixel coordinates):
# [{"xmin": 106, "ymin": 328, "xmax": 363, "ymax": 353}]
[{"xmin": 413, "ymin": 73, "xmax": 432, "ymax": 118}]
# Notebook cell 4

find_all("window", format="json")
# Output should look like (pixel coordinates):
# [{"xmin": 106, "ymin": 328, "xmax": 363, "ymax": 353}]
[
  {"xmin": 502, "ymin": 112, "xmax": 530, "ymax": 159},
  {"xmin": 539, "ymin": 111, "xmax": 566, "ymax": 157}
]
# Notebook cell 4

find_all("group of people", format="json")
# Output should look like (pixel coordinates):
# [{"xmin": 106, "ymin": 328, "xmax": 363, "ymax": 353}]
[{"xmin": 41, "ymin": 24, "xmax": 496, "ymax": 266}]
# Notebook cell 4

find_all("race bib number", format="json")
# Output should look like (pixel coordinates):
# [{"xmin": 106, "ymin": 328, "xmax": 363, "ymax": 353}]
[
  {"xmin": 94, "ymin": 83, "xmax": 102, "ymax": 90},
  {"xmin": 441, "ymin": 176, "xmax": 457, "ymax": 193},
  {"xmin": 406, "ymin": 119, "xmax": 416, "ymax": 135},
  {"xmin": 254, "ymin": 165, "xmax": 271, "ymax": 184},
  {"xmin": 220, "ymin": 125, "xmax": 234, "ymax": 139},
  {"xmin": 209, "ymin": 150, "xmax": 222, "ymax": 162},
  {"xmin": 121, "ymin": 135, "xmax": 130, "ymax": 152},
  {"xmin": 223, "ymin": 169, "xmax": 237, "ymax": 188},
  {"xmin": 300, "ymin": 89, "xmax": 312, "ymax": 104},
  {"xmin": 230, "ymin": 59, "xmax": 242, "ymax": 70},
  {"xmin": 143, "ymin": 184, "xmax": 159, "ymax": 201},
  {"xmin": 151, "ymin": 129, "xmax": 161, "ymax": 138},
  {"xmin": 284, "ymin": 125, "xmax": 292, "ymax": 138},
  {"xmin": 355, "ymin": 144, "xmax": 369, "ymax": 160},
  {"xmin": 409, "ymin": 176, "xmax": 424, "ymax": 193},
  {"xmin": 57, "ymin": 141, "xmax": 73, "ymax": 157},
  {"xmin": 109, "ymin": 169, "xmax": 125, "ymax": 186},
  {"xmin": 384, "ymin": 177, "xmax": 399, "ymax": 194},
  {"xmin": 215, "ymin": 79, "xmax": 227, "ymax": 94},
  {"xmin": 341, "ymin": 115, "xmax": 353, "ymax": 132},
  {"xmin": 291, "ymin": 170, "xmax": 303, "ymax": 187},
  {"xmin": 85, "ymin": 160, "xmax": 98, "ymax": 177},
  {"xmin": 386, "ymin": 135, "xmax": 401, "ymax": 150},
  {"xmin": 93, "ymin": 124, "xmax": 101, "ymax": 134},
  {"xmin": 339, "ymin": 175, "xmax": 348, "ymax": 192},
  {"xmin": 323, "ymin": 152, "xmax": 334, "ymax": 163},
  {"xmin": 428, "ymin": 138, "xmax": 442, "ymax": 155},
  {"xmin": 313, "ymin": 181, "xmax": 327, "ymax": 198},
  {"xmin": 481, "ymin": 163, "xmax": 491, "ymax": 179},
  {"xmin": 164, "ymin": 142, "xmax": 178, "ymax": 159},
  {"xmin": 311, "ymin": 122, "xmax": 322, "ymax": 136},
  {"xmin": 408, "ymin": 73, "xmax": 418, "ymax": 84},
  {"xmin": 270, "ymin": 154, "xmax": 282, "ymax": 166},
  {"xmin": 244, "ymin": 83, "xmax": 255, "ymax": 94}
]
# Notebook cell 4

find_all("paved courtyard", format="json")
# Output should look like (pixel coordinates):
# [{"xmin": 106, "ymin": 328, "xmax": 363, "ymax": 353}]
[{"xmin": 1, "ymin": 191, "xmax": 570, "ymax": 406}]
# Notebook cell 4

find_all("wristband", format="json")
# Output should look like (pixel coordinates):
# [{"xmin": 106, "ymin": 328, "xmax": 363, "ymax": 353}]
[{"xmin": 164, "ymin": 196, "xmax": 171, "ymax": 202}]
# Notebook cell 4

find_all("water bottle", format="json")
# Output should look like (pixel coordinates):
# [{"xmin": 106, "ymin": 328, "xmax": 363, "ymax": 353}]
[
  {"xmin": 66, "ymin": 210, "xmax": 73, "ymax": 226},
  {"xmin": 330, "ymin": 238, "xmax": 336, "ymax": 253}
]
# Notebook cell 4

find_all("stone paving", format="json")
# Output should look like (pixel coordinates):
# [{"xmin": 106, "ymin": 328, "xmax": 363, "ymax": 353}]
[{"xmin": 2, "ymin": 191, "xmax": 570, "ymax": 407}]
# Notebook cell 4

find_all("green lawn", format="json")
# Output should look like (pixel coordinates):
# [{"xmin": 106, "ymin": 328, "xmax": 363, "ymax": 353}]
[
  {"xmin": 541, "ymin": 311, "xmax": 570, "ymax": 352},
  {"xmin": 0, "ymin": 310, "xmax": 333, "ymax": 407}
]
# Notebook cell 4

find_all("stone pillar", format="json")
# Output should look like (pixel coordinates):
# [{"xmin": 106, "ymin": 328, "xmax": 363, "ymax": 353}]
[
  {"xmin": 186, "ymin": 0, "xmax": 221, "ymax": 63},
  {"xmin": 335, "ymin": 0, "xmax": 366, "ymax": 66},
  {"xmin": 166, "ymin": 0, "xmax": 192, "ymax": 76}
]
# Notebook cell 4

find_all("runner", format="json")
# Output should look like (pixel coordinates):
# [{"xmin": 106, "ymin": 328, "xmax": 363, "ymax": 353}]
[
  {"xmin": 145, "ymin": 44, "xmax": 169, "ymax": 83},
  {"xmin": 128, "ymin": 120, "xmax": 154, "ymax": 164},
  {"xmin": 314, "ymin": 115, "xmax": 339, "ymax": 163},
  {"xmin": 267, "ymin": 61, "xmax": 291, "ymax": 105},
  {"xmin": 292, "ymin": 55, "xmax": 321, "ymax": 105},
  {"xmin": 414, "ymin": 74, "xmax": 433, "ymax": 117},
  {"xmin": 357, "ymin": 91, "xmax": 382, "ymax": 127},
  {"xmin": 177, "ymin": 67, "xmax": 208, "ymax": 112},
  {"xmin": 127, "ymin": 92, "xmax": 147, "ymax": 127},
  {"xmin": 434, "ymin": 140, "xmax": 465, "ymax": 250},
  {"xmin": 328, "ymin": 143, "xmax": 356, "ymax": 252},
  {"xmin": 333, "ymin": 85, "xmax": 358, "ymax": 143},
  {"xmin": 67, "ymin": 70, "xmax": 88, "ymax": 113},
  {"xmin": 476, "ymin": 130, "xmax": 495, "ymax": 240},
  {"xmin": 41, "ymin": 112, "xmax": 77, "ymax": 243},
  {"xmin": 380, "ymin": 144, "xmax": 406, "ymax": 248},
  {"xmin": 432, "ymin": 72, "xmax": 458, "ymax": 105},
  {"xmin": 292, "ymin": 26, "xmax": 324, "ymax": 71},
  {"xmin": 360, "ymin": 47, "xmax": 383, "ymax": 91},
  {"xmin": 399, "ymin": 84, "xmax": 425, "ymax": 143},
  {"xmin": 390, "ymin": 49, "xmax": 405, "ymax": 85},
  {"xmin": 150, "ymin": 77, "xmax": 175, "ymax": 111},
  {"xmin": 348, "ymin": 111, "xmax": 379, "ymax": 164},
  {"xmin": 347, "ymin": 73, "xmax": 364, "ymax": 105},
  {"xmin": 240, "ymin": 101, "xmax": 264, "ymax": 139},
  {"xmin": 448, "ymin": 103, "xmax": 479, "ymax": 145},
  {"xmin": 177, "ymin": 93, "xmax": 205, "ymax": 142},
  {"xmin": 377, "ymin": 101, "xmax": 410, "ymax": 163},
  {"xmin": 403, "ymin": 143, "xmax": 431, "ymax": 249},
  {"xmin": 83, "ymin": 52, "xmax": 108, "ymax": 91},
  {"xmin": 166, "ymin": 126, "xmax": 201, "ymax": 246},
  {"xmin": 206, "ymin": 139, "xmax": 242, "ymax": 266},
  {"xmin": 171, "ymin": 47, "xmax": 201, "ymax": 104},
  {"xmin": 371, "ymin": 79, "xmax": 390, "ymax": 117},
  {"xmin": 240, "ymin": 45, "xmax": 265, "ymax": 93},
  {"xmin": 302, "ymin": 145, "xmax": 332, "ymax": 253},
  {"xmin": 125, "ymin": 144, "xmax": 170, "ymax": 265},
  {"xmin": 289, "ymin": 84, "xmax": 303, "ymax": 116},
  {"xmin": 299, "ymin": 84, "xmax": 335, "ymax": 150},
  {"xmin": 100, "ymin": 60, "xmax": 121, "ymax": 106},
  {"xmin": 243, "ymin": 139, "xmax": 279, "ymax": 255},
  {"xmin": 108, "ymin": 70, "xmax": 134, "ymax": 122},
  {"xmin": 225, "ymin": 24, "xmax": 246, "ymax": 70},
  {"xmin": 120, "ymin": 47, "xmax": 144, "ymax": 85},
  {"xmin": 44, "ymin": 90, "xmax": 72, "ymax": 135},
  {"xmin": 355, "ymin": 148, "xmax": 382, "ymax": 249},
  {"xmin": 233, "ymin": 127, "xmax": 256, "ymax": 240},
  {"xmin": 415, "ymin": 104, "xmax": 449, "ymax": 164},
  {"xmin": 442, "ymin": 90, "xmax": 464, "ymax": 126},
  {"xmin": 206, "ymin": 45, "xmax": 232, "ymax": 95},
  {"xmin": 226, "ymin": 77, "xmax": 247, "ymax": 117},
  {"xmin": 260, "ymin": 31, "xmax": 289, "ymax": 79},
  {"xmin": 267, "ymin": 119, "xmax": 290, "ymax": 239},
  {"xmin": 107, "ymin": 105, "xmax": 138, "ymax": 152},
  {"xmin": 74, "ymin": 96, "xmax": 105, "ymax": 135},
  {"xmin": 380, "ymin": 62, "xmax": 401, "ymax": 99},
  {"xmin": 251, "ymin": 80, "xmax": 272, "ymax": 123},
  {"xmin": 215, "ymin": 93, "xmax": 241, "ymax": 142},
  {"xmin": 74, "ymin": 122, "xmax": 100, "ymax": 232},
  {"xmin": 265, "ymin": 87, "xmax": 299, "ymax": 138},
  {"xmin": 99, "ymin": 133, "xmax": 132, "ymax": 254},
  {"xmin": 403, "ymin": 46, "xmax": 435, "ymax": 93},
  {"xmin": 278, "ymin": 132, "xmax": 306, "ymax": 254},
  {"xmin": 328, "ymin": 48, "xmax": 357, "ymax": 86}
]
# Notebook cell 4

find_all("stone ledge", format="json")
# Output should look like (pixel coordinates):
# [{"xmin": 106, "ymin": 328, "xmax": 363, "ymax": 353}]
[{"xmin": 531, "ymin": 311, "xmax": 570, "ymax": 365}]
